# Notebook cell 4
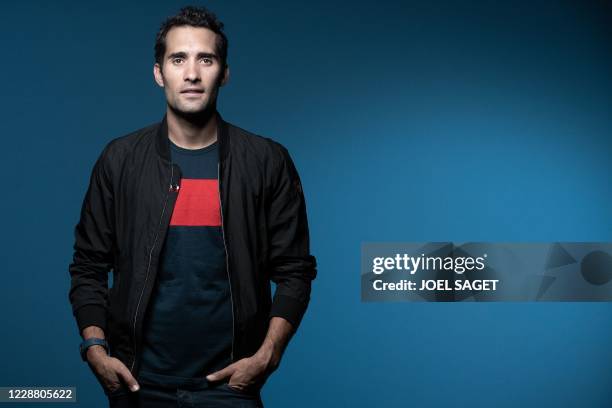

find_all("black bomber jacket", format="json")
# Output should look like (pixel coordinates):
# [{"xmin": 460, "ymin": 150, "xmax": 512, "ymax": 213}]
[{"xmin": 68, "ymin": 111, "xmax": 317, "ymax": 375}]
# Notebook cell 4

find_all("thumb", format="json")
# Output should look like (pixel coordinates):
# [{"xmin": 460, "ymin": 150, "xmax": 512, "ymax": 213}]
[
  {"xmin": 206, "ymin": 363, "xmax": 235, "ymax": 382},
  {"xmin": 116, "ymin": 364, "xmax": 140, "ymax": 392}
]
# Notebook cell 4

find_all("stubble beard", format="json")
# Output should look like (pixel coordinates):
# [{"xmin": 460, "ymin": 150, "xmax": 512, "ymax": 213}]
[{"xmin": 168, "ymin": 91, "xmax": 217, "ymax": 124}]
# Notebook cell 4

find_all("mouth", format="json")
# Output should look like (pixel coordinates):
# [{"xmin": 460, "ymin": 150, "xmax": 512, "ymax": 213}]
[{"xmin": 181, "ymin": 89, "xmax": 205, "ymax": 95}]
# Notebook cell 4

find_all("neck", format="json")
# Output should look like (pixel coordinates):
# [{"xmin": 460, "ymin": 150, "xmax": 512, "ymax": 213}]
[{"xmin": 166, "ymin": 105, "xmax": 218, "ymax": 149}]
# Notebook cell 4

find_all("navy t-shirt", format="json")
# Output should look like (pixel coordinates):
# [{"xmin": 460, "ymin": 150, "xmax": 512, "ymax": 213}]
[{"xmin": 138, "ymin": 139, "xmax": 233, "ymax": 389}]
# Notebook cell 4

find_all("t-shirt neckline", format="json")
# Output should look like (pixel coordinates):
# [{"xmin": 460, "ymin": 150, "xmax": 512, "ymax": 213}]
[{"xmin": 169, "ymin": 139, "xmax": 218, "ymax": 155}]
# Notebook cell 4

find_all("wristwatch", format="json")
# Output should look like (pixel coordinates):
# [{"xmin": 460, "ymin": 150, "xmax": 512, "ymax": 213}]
[{"xmin": 79, "ymin": 338, "xmax": 109, "ymax": 362}]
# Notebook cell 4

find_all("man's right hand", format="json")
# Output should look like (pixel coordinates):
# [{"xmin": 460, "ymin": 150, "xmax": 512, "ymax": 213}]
[{"xmin": 86, "ymin": 345, "xmax": 140, "ymax": 393}]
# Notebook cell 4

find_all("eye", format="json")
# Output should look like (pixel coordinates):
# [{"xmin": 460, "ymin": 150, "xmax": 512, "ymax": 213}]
[
  {"xmin": 200, "ymin": 58, "xmax": 213, "ymax": 65},
  {"xmin": 172, "ymin": 58, "xmax": 184, "ymax": 64}
]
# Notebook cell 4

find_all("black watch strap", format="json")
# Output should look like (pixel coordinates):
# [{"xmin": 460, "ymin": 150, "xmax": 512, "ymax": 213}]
[{"xmin": 79, "ymin": 338, "xmax": 109, "ymax": 362}]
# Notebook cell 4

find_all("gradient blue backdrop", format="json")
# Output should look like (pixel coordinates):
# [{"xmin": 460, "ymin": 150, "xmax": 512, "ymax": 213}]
[{"xmin": 1, "ymin": 1, "xmax": 611, "ymax": 407}]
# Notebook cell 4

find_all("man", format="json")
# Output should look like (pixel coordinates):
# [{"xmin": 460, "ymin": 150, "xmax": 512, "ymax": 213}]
[{"xmin": 68, "ymin": 6, "xmax": 317, "ymax": 407}]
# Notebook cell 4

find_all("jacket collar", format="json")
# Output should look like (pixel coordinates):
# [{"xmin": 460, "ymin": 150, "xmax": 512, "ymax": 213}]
[{"xmin": 155, "ymin": 110, "xmax": 230, "ymax": 162}]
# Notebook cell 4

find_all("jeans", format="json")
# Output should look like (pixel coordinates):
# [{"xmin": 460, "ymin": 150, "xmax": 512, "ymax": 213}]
[{"xmin": 106, "ymin": 382, "xmax": 264, "ymax": 408}]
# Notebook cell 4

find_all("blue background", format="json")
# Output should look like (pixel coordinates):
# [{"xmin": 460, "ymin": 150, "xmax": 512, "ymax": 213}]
[{"xmin": 1, "ymin": 1, "xmax": 611, "ymax": 407}]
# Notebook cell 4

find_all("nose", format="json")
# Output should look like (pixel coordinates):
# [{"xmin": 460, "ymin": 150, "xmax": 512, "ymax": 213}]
[{"xmin": 184, "ymin": 59, "xmax": 200, "ymax": 82}]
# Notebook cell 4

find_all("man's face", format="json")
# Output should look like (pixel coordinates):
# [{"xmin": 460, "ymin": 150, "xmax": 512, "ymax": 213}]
[{"xmin": 153, "ymin": 26, "xmax": 229, "ymax": 115}]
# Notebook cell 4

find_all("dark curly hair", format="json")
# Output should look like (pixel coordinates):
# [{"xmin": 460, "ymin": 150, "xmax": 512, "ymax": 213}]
[{"xmin": 154, "ymin": 5, "xmax": 228, "ymax": 69}]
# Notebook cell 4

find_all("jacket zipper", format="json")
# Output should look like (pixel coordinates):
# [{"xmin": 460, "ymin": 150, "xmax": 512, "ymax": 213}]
[
  {"xmin": 129, "ymin": 163, "xmax": 174, "ymax": 373},
  {"xmin": 218, "ymin": 161, "xmax": 235, "ymax": 362}
]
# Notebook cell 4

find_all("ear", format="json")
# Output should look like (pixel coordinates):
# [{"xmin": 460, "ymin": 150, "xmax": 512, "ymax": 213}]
[
  {"xmin": 220, "ymin": 65, "xmax": 230, "ymax": 87},
  {"xmin": 153, "ymin": 63, "xmax": 165, "ymax": 87}
]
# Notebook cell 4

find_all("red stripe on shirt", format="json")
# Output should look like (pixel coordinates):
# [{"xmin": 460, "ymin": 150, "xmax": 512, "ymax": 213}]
[{"xmin": 169, "ymin": 179, "xmax": 221, "ymax": 226}]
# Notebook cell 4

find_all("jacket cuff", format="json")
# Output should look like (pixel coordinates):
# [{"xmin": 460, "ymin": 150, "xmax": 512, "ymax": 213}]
[
  {"xmin": 269, "ymin": 294, "xmax": 308, "ymax": 331},
  {"xmin": 75, "ymin": 304, "xmax": 107, "ymax": 333}
]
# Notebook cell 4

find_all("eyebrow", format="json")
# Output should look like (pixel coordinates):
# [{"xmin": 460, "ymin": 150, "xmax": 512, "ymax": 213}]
[{"xmin": 167, "ymin": 51, "xmax": 218, "ymax": 60}]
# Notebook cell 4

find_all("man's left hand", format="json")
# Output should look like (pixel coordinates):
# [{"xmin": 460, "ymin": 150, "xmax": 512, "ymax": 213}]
[
  {"xmin": 207, "ymin": 317, "xmax": 292, "ymax": 393},
  {"xmin": 206, "ymin": 352, "xmax": 277, "ymax": 393}
]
